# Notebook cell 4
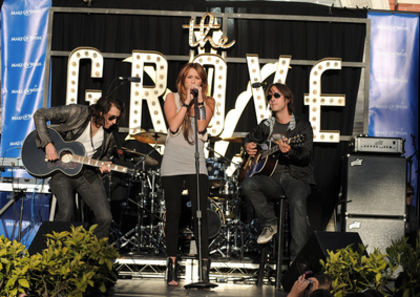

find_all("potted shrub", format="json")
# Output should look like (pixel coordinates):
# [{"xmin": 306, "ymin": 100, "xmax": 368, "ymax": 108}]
[
  {"xmin": 319, "ymin": 243, "xmax": 399, "ymax": 297},
  {"xmin": 386, "ymin": 233, "xmax": 420, "ymax": 297},
  {"xmin": 0, "ymin": 235, "xmax": 35, "ymax": 296},
  {"xmin": 0, "ymin": 225, "xmax": 120, "ymax": 297}
]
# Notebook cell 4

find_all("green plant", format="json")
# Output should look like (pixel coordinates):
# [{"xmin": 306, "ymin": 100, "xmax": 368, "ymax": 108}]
[
  {"xmin": 0, "ymin": 225, "xmax": 120, "ymax": 297},
  {"xmin": 0, "ymin": 235, "xmax": 37, "ymax": 297},
  {"xmin": 386, "ymin": 232, "xmax": 420, "ymax": 297},
  {"xmin": 320, "ymin": 243, "xmax": 398, "ymax": 297},
  {"xmin": 30, "ymin": 225, "xmax": 120, "ymax": 297}
]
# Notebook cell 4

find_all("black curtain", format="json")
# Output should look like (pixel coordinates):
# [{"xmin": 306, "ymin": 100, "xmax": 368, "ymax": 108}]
[{"xmin": 50, "ymin": 0, "xmax": 367, "ymax": 232}]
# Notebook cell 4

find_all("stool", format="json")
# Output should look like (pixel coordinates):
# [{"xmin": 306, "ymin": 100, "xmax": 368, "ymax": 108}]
[
  {"xmin": 49, "ymin": 193, "xmax": 85, "ymax": 222},
  {"xmin": 257, "ymin": 194, "xmax": 288, "ymax": 289}
]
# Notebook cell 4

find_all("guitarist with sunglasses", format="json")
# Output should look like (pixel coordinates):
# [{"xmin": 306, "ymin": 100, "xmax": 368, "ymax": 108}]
[
  {"xmin": 241, "ymin": 83, "xmax": 315, "ymax": 262},
  {"xmin": 32, "ymin": 93, "xmax": 125, "ymax": 239}
]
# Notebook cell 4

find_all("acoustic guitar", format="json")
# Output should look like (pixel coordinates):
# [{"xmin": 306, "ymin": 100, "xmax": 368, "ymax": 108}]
[
  {"xmin": 21, "ymin": 128, "xmax": 138, "ymax": 178},
  {"xmin": 238, "ymin": 134, "xmax": 306, "ymax": 183}
]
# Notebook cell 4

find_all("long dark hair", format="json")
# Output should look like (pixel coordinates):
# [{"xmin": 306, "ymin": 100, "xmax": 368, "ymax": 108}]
[
  {"xmin": 90, "ymin": 93, "xmax": 125, "ymax": 128},
  {"xmin": 176, "ymin": 63, "xmax": 211, "ymax": 144}
]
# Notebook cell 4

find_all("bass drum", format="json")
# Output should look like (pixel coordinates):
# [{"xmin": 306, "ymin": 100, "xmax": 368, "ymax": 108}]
[{"xmin": 162, "ymin": 197, "xmax": 225, "ymax": 239}]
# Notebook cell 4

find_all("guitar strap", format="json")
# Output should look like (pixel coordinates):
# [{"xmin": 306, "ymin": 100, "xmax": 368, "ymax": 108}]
[
  {"xmin": 112, "ymin": 129, "xmax": 125, "ymax": 161},
  {"xmin": 266, "ymin": 116, "xmax": 276, "ymax": 139}
]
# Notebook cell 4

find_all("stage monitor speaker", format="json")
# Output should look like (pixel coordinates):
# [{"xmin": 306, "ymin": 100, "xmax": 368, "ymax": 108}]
[
  {"xmin": 342, "ymin": 154, "xmax": 406, "ymax": 217},
  {"xmin": 281, "ymin": 231, "xmax": 365, "ymax": 292},
  {"xmin": 344, "ymin": 216, "xmax": 405, "ymax": 255},
  {"xmin": 28, "ymin": 221, "xmax": 89, "ymax": 255}
]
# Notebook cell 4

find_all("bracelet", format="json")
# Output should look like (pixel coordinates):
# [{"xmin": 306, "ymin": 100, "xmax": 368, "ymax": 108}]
[
  {"xmin": 197, "ymin": 106, "xmax": 206, "ymax": 120},
  {"xmin": 182, "ymin": 103, "xmax": 189, "ymax": 108},
  {"xmin": 197, "ymin": 102, "xmax": 204, "ymax": 106}
]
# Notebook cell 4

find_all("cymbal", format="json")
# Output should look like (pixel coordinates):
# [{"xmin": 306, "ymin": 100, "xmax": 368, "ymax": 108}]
[
  {"xmin": 118, "ymin": 147, "xmax": 159, "ymax": 167},
  {"xmin": 211, "ymin": 196, "xmax": 226, "ymax": 202},
  {"xmin": 222, "ymin": 136, "xmax": 245, "ymax": 143},
  {"xmin": 134, "ymin": 131, "xmax": 167, "ymax": 145},
  {"xmin": 208, "ymin": 136, "xmax": 222, "ymax": 142}
]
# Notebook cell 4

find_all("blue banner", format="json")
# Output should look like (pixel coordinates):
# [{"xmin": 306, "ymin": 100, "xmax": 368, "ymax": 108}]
[
  {"xmin": 0, "ymin": 191, "xmax": 51, "ymax": 248},
  {"xmin": 1, "ymin": 0, "xmax": 51, "ymax": 178},
  {"xmin": 368, "ymin": 12, "xmax": 419, "ymax": 207}
]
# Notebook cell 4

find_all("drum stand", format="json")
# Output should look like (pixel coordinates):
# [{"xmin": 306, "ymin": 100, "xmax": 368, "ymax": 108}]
[
  {"xmin": 112, "ymin": 153, "xmax": 165, "ymax": 255},
  {"xmin": 107, "ymin": 171, "xmax": 139, "ymax": 249},
  {"xmin": 209, "ymin": 189, "xmax": 247, "ymax": 259},
  {"xmin": 208, "ymin": 161, "xmax": 262, "ymax": 259}
]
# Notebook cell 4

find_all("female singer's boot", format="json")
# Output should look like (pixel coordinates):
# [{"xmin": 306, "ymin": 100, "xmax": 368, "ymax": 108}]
[
  {"xmin": 166, "ymin": 257, "xmax": 178, "ymax": 285},
  {"xmin": 202, "ymin": 258, "xmax": 211, "ymax": 283}
]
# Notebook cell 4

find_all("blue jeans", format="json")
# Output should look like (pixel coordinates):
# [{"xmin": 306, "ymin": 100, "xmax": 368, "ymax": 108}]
[
  {"xmin": 49, "ymin": 171, "xmax": 112, "ymax": 239},
  {"xmin": 241, "ymin": 172, "xmax": 311, "ymax": 260}
]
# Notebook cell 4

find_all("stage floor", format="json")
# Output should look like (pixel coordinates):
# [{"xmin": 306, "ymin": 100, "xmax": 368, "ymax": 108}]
[
  {"xmin": 109, "ymin": 253, "xmax": 290, "ymax": 297},
  {"xmin": 109, "ymin": 278, "xmax": 288, "ymax": 297}
]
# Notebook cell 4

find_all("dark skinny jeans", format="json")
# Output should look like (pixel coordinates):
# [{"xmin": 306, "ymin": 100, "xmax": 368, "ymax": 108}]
[{"xmin": 241, "ymin": 172, "xmax": 311, "ymax": 260}]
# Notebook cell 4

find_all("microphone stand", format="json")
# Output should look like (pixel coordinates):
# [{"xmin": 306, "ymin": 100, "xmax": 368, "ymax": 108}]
[
  {"xmin": 106, "ymin": 77, "xmax": 126, "ymax": 95},
  {"xmin": 184, "ymin": 91, "xmax": 217, "ymax": 290}
]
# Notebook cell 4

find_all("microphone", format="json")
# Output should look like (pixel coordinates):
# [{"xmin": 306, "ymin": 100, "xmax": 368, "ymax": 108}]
[
  {"xmin": 252, "ymin": 81, "xmax": 269, "ymax": 88},
  {"xmin": 191, "ymin": 88, "xmax": 199, "ymax": 96},
  {"xmin": 119, "ymin": 76, "xmax": 141, "ymax": 83}
]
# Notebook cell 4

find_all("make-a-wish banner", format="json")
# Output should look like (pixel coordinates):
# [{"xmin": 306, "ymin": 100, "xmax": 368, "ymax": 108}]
[
  {"xmin": 1, "ymin": 0, "xmax": 51, "ymax": 178},
  {"xmin": 368, "ymin": 12, "xmax": 419, "ymax": 206}
]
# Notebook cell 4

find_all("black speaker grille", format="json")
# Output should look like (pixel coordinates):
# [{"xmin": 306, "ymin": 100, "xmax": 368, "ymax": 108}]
[
  {"xmin": 345, "ymin": 217, "xmax": 405, "ymax": 254},
  {"xmin": 343, "ymin": 154, "xmax": 406, "ymax": 217}
]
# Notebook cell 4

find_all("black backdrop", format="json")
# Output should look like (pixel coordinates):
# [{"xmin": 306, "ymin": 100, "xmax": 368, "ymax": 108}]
[{"xmin": 49, "ymin": 0, "xmax": 368, "ymax": 232}]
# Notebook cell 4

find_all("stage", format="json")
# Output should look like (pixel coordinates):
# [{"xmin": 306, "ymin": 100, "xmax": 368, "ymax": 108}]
[
  {"xmin": 109, "ymin": 278, "xmax": 288, "ymax": 297},
  {"xmin": 109, "ymin": 253, "xmax": 289, "ymax": 297}
]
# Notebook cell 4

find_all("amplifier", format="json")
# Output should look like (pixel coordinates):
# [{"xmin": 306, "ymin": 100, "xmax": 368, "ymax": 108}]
[
  {"xmin": 350, "ymin": 135, "xmax": 405, "ymax": 154},
  {"xmin": 0, "ymin": 177, "xmax": 50, "ymax": 194},
  {"xmin": 0, "ymin": 157, "xmax": 24, "ymax": 168}
]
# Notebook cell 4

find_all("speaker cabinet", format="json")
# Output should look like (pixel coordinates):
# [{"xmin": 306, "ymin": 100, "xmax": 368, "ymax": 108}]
[
  {"xmin": 342, "ymin": 154, "xmax": 406, "ymax": 217},
  {"xmin": 28, "ymin": 221, "xmax": 89, "ymax": 255},
  {"xmin": 281, "ymin": 231, "xmax": 365, "ymax": 292},
  {"xmin": 344, "ymin": 216, "xmax": 405, "ymax": 255}
]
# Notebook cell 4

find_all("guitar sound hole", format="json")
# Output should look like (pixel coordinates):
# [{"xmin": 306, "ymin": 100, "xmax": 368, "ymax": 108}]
[{"xmin": 60, "ymin": 150, "xmax": 73, "ymax": 163}]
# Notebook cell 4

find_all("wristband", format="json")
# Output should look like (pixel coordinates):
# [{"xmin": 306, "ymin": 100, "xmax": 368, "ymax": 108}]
[
  {"xmin": 197, "ymin": 102, "xmax": 204, "ymax": 106},
  {"xmin": 182, "ymin": 103, "xmax": 189, "ymax": 108},
  {"xmin": 197, "ymin": 106, "xmax": 206, "ymax": 120}
]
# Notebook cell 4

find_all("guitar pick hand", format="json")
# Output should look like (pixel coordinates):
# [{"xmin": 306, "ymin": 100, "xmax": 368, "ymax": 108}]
[
  {"xmin": 45, "ymin": 143, "xmax": 59, "ymax": 162},
  {"xmin": 244, "ymin": 142, "xmax": 257, "ymax": 157}
]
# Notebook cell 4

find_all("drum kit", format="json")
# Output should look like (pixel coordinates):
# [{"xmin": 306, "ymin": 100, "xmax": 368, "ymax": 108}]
[{"xmin": 107, "ymin": 131, "xmax": 263, "ymax": 258}]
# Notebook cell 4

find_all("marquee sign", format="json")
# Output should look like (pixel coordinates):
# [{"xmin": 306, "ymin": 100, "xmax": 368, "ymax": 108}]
[{"xmin": 64, "ymin": 12, "xmax": 346, "ymax": 159}]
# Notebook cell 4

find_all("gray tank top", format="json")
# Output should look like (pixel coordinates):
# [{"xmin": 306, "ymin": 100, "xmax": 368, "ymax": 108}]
[{"xmin": 160, "ymin": 93, "xmax": 208, "ymax": 177}]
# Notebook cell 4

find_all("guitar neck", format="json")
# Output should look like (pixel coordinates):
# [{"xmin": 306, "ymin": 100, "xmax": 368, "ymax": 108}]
[
  {"xmin": 70, "ymin": 155, "xmax": 129, "ymax": 174},
  {"xmin": 261, "ymin": 144, "xmax": 280, "ymax": 159}
]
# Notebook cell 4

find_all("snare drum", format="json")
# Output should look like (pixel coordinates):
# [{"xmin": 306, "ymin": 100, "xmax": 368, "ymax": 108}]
[{"xmin": 206, "ymin": 158, "xmax": 227, "ymax": 189}]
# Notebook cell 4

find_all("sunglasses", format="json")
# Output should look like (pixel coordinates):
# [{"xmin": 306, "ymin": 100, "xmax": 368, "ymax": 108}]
[
  {"xmin": 108, "ymin": 115, "xmax": 119, "ymax": 121},
  {"xmin": 266, "ymin": 92, "xmax": 282, "ymax": 101},
  {"xmin": 407, "ymin": 192, "xmax": 414, "ymax": 197}
]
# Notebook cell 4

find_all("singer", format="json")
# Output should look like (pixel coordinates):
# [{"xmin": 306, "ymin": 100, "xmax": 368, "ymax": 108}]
[{"xmin": 160, "ymin": 63, "xmax": 215, "ymax": 286}]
